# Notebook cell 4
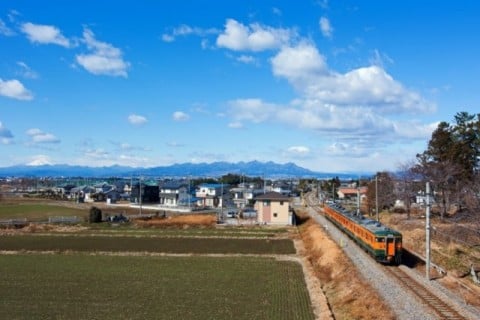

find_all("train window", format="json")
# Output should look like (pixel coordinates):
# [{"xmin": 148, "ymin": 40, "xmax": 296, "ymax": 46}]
[{"xmin": 376, "ymin": 237, "xmax": 385, "ymax": 242}]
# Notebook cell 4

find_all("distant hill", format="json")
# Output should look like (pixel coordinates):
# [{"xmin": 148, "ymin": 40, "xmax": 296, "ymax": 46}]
[{"xmin": 0, "ymin": 161, "xmax": 367, "ymax": 179}]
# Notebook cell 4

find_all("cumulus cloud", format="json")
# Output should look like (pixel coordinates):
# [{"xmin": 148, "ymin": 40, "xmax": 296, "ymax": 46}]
[
  {"xmin": 76, "ymin": 28, "xmax": 130, "ymax": 77},
  {"xmin": 0, "ymin": 121, "xmax": 14, "ymax": 144},
  {"xmin": 128, "ymin": 114, "xmax": 148, "ymax": 125},
  {"xmin": 271, "ymin": 42, "xmax": 328, "ymax": 80},
  {"xmin": 20, "ymin": 22, "xmax": 70, "ymax": 47},
  {"xmin": 0, "ymin": 78, "xmax": 33, "ymax": 100},
  {"xmin": 319, "ymin": 17, "xmax": 333, "ymax": 38},
  {"xmin": 271, "ymin": 43, "xmax": 435, "ymax": 114},
  {"xmin": 216, "ymin": 19, "xmax": 294, "ymax": 51},
  {"xmin": 201, "ymin": 17, "xmax": 434, "ymax": 167},
  {"xmin": 26, "ymin": 128, "xmax": 60, "ymax": 144},
  {"xmin": 172, "ymin": 111, "xmax": 190, "ymax": 121}
]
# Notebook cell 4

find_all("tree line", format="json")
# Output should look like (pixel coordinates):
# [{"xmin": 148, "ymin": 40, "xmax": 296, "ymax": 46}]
[{"xmin": 367, "ymin": 111, "xmax": 480, "ymax": 219}]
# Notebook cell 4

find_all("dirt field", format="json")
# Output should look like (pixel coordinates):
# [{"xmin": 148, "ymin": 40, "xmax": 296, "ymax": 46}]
[{"xmin": 382, "ymin": 212, "xmax": 480, "ymax": 307}]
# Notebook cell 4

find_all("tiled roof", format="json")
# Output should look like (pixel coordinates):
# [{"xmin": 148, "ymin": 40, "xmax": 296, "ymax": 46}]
[{"xmin": 254, "ymin": 191, "xmax": 290, "ymax": 201}]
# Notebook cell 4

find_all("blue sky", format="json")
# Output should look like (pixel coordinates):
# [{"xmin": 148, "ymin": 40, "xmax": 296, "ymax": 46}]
[{"xmin": 1, "ymin": 1, "xmax": 479, "ymax": 173}]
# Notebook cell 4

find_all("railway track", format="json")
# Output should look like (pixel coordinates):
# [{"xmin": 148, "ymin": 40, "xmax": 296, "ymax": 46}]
[{"xmin": 384, "ymin": 266, "xmax": 467, "ymax": 320}]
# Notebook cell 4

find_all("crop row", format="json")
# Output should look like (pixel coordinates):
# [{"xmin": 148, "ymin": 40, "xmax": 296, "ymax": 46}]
[
  {"xmin": 0, "ymin": 235, "xmax": 296, "ymax": 255},
  {"xmin": 0, "ymin": 254, "xmax": 314, "ymax": 320}
]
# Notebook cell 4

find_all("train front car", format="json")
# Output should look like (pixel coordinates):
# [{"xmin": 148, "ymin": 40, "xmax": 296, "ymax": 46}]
[{"xmin": 371, "ymin": 227, "xmax": 402, "ymax": 265}]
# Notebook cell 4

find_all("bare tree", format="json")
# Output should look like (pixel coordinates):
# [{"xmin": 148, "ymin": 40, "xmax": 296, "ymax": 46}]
[
  {"xmin": 366, "ymin": 172, "xmax": 395, "ymax": 218},
  {"xmin": 395, "ymin": 160, "xmax": 420, "ymax": 219}
]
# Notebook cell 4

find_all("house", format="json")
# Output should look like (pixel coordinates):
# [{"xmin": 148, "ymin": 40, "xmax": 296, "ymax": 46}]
[
  {"xmin": 70, "ymin": 185, "xmax": 96, "ymax": 203},
  {"xmin": 130, "ymin": 181, "xmax": 160, "ymax": 204},
  {"xmin": 195, "ymin": 183, "xmax": 228, "ymax": 208},
  {"xmin": 271, "ymin": 181, "xmax": 293, "ymax": 196},
  {"xmin": 254, "ymin": 191, "xmax": 292, "ymax": 225},
  {"xmin": 337, "ymin": 186, "xmax": 368, "ymax": 201},
  {"xmin": 159, "ymin": 180, "xmax": 193, "ymax": 207},
  {"xmin": 230, "ymin": 183, "xmax": 264, "ymax": 208}
]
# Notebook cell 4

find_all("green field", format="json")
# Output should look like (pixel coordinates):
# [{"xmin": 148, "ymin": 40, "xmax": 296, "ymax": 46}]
[
  {"xmin": 0, "ymin": 200, "xmax": 314, "ymax": 319},
  {"xmin": 0, "ymin": 235, "xmax": 296, "ymax": 254},
  {"xmin": 0, "ymin": 254, "xmax": 314, "ymax": 320},
  {"xmin": 0, "ymin": 202, "xmax": 86, "ymax": 220}
]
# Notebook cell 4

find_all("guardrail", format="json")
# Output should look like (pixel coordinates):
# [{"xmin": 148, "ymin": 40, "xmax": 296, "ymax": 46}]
[
  {"xmin": 0, "ymin": 218, "xmax": 28, "ymax": 227},
  {"xmin": 48, "ymin": 216, "xmax": 82, "ymax": 224}
]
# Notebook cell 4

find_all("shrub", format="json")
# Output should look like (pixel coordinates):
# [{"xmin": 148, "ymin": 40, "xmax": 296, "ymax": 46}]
[{"xmin": 89, "ymin": 206, "xmax": 102, "ymax": 223}]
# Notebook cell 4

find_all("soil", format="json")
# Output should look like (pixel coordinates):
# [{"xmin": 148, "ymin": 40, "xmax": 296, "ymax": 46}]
[
  {"xmin": 382, "ymin": 211, "xmax": 480, "ymax": 308},
  {"xmin": 295, "ymin": 209, "xmax": 396, "ymax": 320}
]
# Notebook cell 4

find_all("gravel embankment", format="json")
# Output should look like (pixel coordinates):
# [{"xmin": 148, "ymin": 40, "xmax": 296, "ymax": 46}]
[{"xmin": 307, "ymin": 207, "xmax": 444, "ymax": 320}]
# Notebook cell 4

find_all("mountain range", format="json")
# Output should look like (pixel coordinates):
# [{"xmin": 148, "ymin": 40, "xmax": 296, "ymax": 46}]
[{"xmin": 0, "ymin": 161, "xmax": 368, "ymax": 179}]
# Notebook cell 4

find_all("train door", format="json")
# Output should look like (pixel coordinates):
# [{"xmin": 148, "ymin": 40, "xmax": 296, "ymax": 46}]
[{"xmin": 386, "ymin": 235, "xmax": 396, "ymax": 259}]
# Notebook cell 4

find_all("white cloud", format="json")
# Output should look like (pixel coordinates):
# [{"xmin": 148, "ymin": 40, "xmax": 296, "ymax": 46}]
[
  {"xmin": 228, "ymin": 121, "xmax": 244, "ymax": 129},
  {"xmin": 286, "ymin": 146, "xmax": 310, "ymax": 157},
  {"xmin": 26, "ymin": 128, "xmax": 60, "ymax": 144},
  {"xmin": 0, "ymin": 19, "xmax": 15, "ymax": 36},
  {"xmin": 271, "ymin": 43, "xmax": 435, "ymax": 114},
  {"xmin": 167, "ymin": 141, "xmax": 185, "ymax": 147},
  {"xmin": 228, "ymin": 98, "xmax": 277, "ymax": 123},
  {"xmin": 117, "ymin": 154, "xmax": 151, "ymax": 167},
  {"xmin": 0, "ymin": 78, "xmax": 33, "ymax": 100},
  {"xmin": 162, "ymin": 24, "xmax": 219, "ymax": 42},
  {"xmin": 128, "ymin": 114, "xmax": 148, "ymax": 125},
  {"xmin": 325, "ymin": 140, "xmax": 381, "ymax": 159},
  {"xmin": 20, "ymin": 22, "xmax": 70, "ymax": 47},
  {"xmin": 72, "ymin": 148, "xmax": 154, "ymax": 167},
  {"xmin": 271, "ymin": 42, "xmax": 328, "ymax": 80},
  {"xmin": 236, "ymin": 55, "xmax": 256, "ymax": 64},
  {"xmin": 393, "ymin": 120, "xmax": 439, "ymax": 139},
  {"xmin": 216, "ymin": 19, "xmax": 294, "ymax": 52},
  {"xmin": 76, "ymin": 28, "xmax": 130, "ymax": 77},
  {"xmin": 369, "ymin": 49, "xmax": 394, "ymax": 68},
  {"xmin": 0, "ymin": 121, "xmax": 14, "ymax": 144},
  {"xmin": 272, "ymin": 7, "xmax": 282, "ymax": 16},
  {"xmin": 84, "ymin": 148, "xmax": 110, "ymax": 159},
  {"xmin": 161, "ymin": 34, "xmax": 174, "ymax": 42},
  {"xmin": 172, "ymin": 111, "xmax": 190, "ymax": 121},
  {"xmin": 17, "ymin": 61, "xmax": 39, "ymax": 79},
  {"xmin": 320, "ymin": 1, "xmax": 329, "ymax": 9},
  {"xmin": 319, "ymin": 17, "xmax": 333, "ymax": 38},
  {"xmin": 27, "ymin": 155, "xmax": 53, "ymax": 166}
]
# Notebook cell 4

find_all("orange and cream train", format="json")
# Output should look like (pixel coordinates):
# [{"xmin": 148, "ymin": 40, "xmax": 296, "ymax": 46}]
[{"xmin": 323, "ymin": 202, "xmax": 402, "ymax": 264}]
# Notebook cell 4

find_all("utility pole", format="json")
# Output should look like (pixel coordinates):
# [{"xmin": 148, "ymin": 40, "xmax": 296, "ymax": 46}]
[
  {"xmin": 375, "ymin": 175, "xmax": 379, "ymax": 221},
  {"xmin": 332, "ymin": 182, "xmax": 335, "ymax": 203},
  {"xmin": 220, "ymin": 183, "xmax": 224, "ymax": 221},
  {"xmin": 188, "ymin": 176, "xmax": 191, "ymax": 211},
  {"xmin": 356, "ymin": 182, "xmax": 360, "ymax": 216},
  {"xmin": 426, "ymin": 181, "xmax": 431, "ymax": 280},
  {"xmin": 139, "ymin": 176, "xmax": 143, "ymax": 215}
]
